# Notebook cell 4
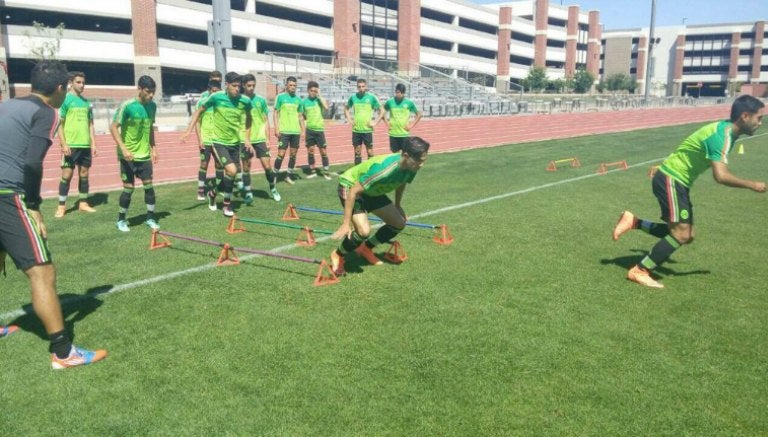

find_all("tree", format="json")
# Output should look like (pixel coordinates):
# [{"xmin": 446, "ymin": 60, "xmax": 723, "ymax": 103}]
[
  {"xmin": 604, "ymin": 73, "xmax": 632, "ymax": 92},
  {"xmin": 24, "ymin": 21, "xmax": 65, "ymax": 61},
  {"xmin": 572, "ymin": 69, "xmax": 595, "ymax": 94},
  {"xmin": 521, "ymin": 66, "xmax": 549, "ymax": 92}
]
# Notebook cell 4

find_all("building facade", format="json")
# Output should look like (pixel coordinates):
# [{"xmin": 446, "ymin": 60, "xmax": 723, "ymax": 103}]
[
  {"xmin": 3, "ymin": 0, "xmax": 764, "ymax": 99},
  {"xmin": 602, "ymin": 21, "xmax": 767, "ymax": 97},
  {"xmin": 0, "ymin": 0, "xmax": 601, "ymax": 98}
]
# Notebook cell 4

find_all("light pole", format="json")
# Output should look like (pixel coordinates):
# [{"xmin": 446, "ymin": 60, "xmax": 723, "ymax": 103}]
[
  {"xmin": 644, "ymin": 0, "xmax": 656, "ymax": 100},
  {"xmin": 682, "ymin": 17, "xmax": 687, "ymax": 26}
]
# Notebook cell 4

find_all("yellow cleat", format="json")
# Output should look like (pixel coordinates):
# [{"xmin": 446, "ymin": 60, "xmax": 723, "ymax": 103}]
[
  {"xmin": 612, "ymin": 211, "xmax": 637, "ymax": 241},
  {"xmin": 627, "ymin": 265, "xmax": 664, "ymax": 289}
]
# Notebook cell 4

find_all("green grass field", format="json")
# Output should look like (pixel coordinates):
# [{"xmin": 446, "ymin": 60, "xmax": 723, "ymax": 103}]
[{"xmin": 2, "ymin": 123, "xmax": 767, "ymax": 435}]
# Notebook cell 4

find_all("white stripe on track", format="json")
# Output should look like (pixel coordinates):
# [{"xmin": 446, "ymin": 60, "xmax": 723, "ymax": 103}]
[{"xmin": 1, "ymin": 157, "xmax": 661, "ymax": 322}]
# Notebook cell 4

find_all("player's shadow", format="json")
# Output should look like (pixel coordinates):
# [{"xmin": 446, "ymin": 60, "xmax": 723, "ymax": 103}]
[
  {"xmin": 8, "ymin": 287, "xmax": 106, "ymax": 341},
  {"xmin": 89, "ymin": 192, "xmax": 110, "ymax": 207},
  {"xmin": 600, "ymin": 249, "xmax": 711, "ymax": 277},
  {"xmin": 126, "ymin": 211, "xmax": 171, "ymax": 226}
]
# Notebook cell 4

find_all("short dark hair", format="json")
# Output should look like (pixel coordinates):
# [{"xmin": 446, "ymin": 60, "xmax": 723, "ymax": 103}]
[
  {"xmin": 730, "ymin": 95, "xmax": 765, "ymax": 122},
  {"xmin": 285, "ymin": 76, "xmax": 297, "ymax": 84},
  {"xmin": 208, "ymin": 79, "xmax": 221, "ymax": 90},
  {"xmin": 225, "ymin": 71, "xmax": 241, "ymax": 84},
  {"xmin": 68, "ymin": 71, "xmax": 85, "ymax": 81},
  {"xmin": 403, "ymin": 136, "xmax": 430, "ymax": 159},
  {"xmin": 137, "ymin": 75, "xmax": 156, "ymax": 90},
  {"xmin": 395, "ymin": 83, "xmax": 406, "ymax": 94},
  {"xmin": 209, "ymin": 70, "xmax": 223, "ymax": 80},
  {"xmin": 307, "ymin": 80, "xmax": 319, "ymax": 90},
  {"xmin": 357, "ymin": 78, "xmax": 367, "ymax": 85},
  {"xmin": 30, "ymin": 60, "xmax": 69, "ymax": 96},
  {"xmin": 241, "ymin": 73, "xmax": 256, "ymax": 83}
]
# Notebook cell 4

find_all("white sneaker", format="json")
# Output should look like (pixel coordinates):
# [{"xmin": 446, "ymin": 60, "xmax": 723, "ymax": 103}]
[
  {"xmin": 270, "ymin": 188, "xmax": 282, "ymax": 202},
  {"xmin": 116, "ymin": 220, "xmax": 130, "ymax": 232}
]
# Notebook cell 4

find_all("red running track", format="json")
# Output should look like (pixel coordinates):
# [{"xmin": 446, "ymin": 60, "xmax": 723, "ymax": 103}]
[{"xmin": 41, "ymin": 105, "xmax": 729, "ymax": 197}]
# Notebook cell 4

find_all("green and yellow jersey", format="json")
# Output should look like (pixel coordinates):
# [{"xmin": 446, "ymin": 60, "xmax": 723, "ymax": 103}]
[
  {"xmin": 59, "ymin": 92, "xmax": 93, "ymax": 148},
  {"xmin": 197, "ymin": 91, "xmax": 216, "ymax": 146},
  {"xmin": 346, "ymin": 92, "xmax": 381, "ymax": 133},
  {"xmin": 241, "ymin": 94, "xmax": 269, "ymax": 143},
  {"xmin": 339, "ymin": 154, "xmax": 416, "ymax": 196},
  {"xmin": 383, "ymin": 97, "xmax": 419, "ymax": 137},
  {"xmin": 274, "ymin": 93, "xmax": 303, "ymax": 134},
  {"xmin": 302, "ymin": 97, "xmax": 325, "ymax": 132},
  {"xmin": 202, "ymin": 91, "xmax": 252, "ymax": 146},
  {"xmin": 113, "ymin": 98, "xmax": 156, "ymax": 161},
  {"xmin": 660, "ymin": 120, "xmax": 737, "ymax": 187}
]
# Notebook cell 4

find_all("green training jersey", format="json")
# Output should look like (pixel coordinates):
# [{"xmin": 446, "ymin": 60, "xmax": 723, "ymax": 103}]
[
  {"xmin": 302, "ymin": 97, "xmax": 325, "ymax": 132},
  {"xmin": 339, "ymin": 153, "xmax": 416, "ymax": 197},
  {"xmin": 202, "ymin": 91, "xmax": 252, "ymax": 146},
  {"xmin": 197, "ymin": 93, "xmax": 216, "ymax": 145},
  {"xmin": 659, "ymin": 120, "xmax": 736, "ymax": 187},
  {"xmin": 346, "ymin": 92, "xmax": 381, "ymax": 133},
  {"xmin": 241, "ymin": 94, "xmax": 269, "ymax": 143},
  {"xmin": 59, "ymin": 92, "xmax": 93, "ymax": 148},
  {"xmin": 384, "ymin": 97, "xmax": 419, "ymax": 137},
  {"xmin": 113, "ymin": 98, "xmax": 156, "ymax": 161},
  {"xmin": 275, "ymin": 93, "xmax": 303, "ymax": 134}
]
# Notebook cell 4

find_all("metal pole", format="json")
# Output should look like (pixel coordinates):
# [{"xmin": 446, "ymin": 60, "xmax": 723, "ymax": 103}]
[
  {"xmin": 644, "ymin": 0, "xmax": 656, "ymax": 100},
  {"xmin": 212, "ymin": 0, "xmax": 232, "ymax": 73}
]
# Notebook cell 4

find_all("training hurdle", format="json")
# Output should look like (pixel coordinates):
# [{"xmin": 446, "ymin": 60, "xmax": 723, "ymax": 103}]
[
  {"xmin": 149, "ymin": 230, "xmax": 339, "ymax": 286},
  {"xmin": 284, "ymin": 204, "xmax": 454, "ymax": 245},
  {"xmin": 647, "ymin": 165, "xmax": 659, "ymax": 178},
  {"xmin": 597, "ymin": 160, "xmax": 628, "ymax": 175},
  {"xmin": 546, "ymin": 157, "xmax": 581, "ymax": 171},
  {"xmin": 227, "ymin": 215, "xmax": 333, "ymax": 247}
]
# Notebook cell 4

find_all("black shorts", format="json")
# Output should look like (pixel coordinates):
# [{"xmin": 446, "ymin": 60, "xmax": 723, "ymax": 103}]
[
  {"xmin": 199, "ymin": 144, "xmax": 213, "ymax": 163},
  {"xmin": 212, "ymin": 143, "xmax": 241, "ymax": 168},
  {"xmin": 278, "ymin": 133, "xmax": 300, "ymax": 150},
  {"xmin": 389, "ymin": 136, "xmax": 408, "ymax": 153},
  {"xmin": 120, "ymin": 159, "xmax": 154, "ymax": 185},
  {"xmin": 241, "ymin": 142, "xmax": 270, "ymax": 160},
  {"xmin": 61, "ymin": 148, "xmax": 92, "ymax": 169},
  {"xmin": 306, "ymin": 130, "xmax": 327, "ymax": 148},
  {"xmin": 0, "ymin": 193, "xmax": 52, "ymax": 271},
  {"xmin": 652, "ymin": 171, "xmax": 693, "ymax": 224},
  {"xmin": 352, "ymin": 132, "xmax": 373, "ymax": 148},
  {"xmin": 337, "ymin": 184, "xmax": 391, "ymax": 214}
]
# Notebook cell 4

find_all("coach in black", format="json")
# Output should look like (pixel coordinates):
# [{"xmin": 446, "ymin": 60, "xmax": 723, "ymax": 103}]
[{"xmin": 0, "ymin": 60, "xmax": 107, "ymax": 369}]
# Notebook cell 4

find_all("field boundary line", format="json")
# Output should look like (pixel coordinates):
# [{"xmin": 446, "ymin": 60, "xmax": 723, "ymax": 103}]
[{"xmin": 2, "ymin": 157, "xmax": 661, "ymax": 322}]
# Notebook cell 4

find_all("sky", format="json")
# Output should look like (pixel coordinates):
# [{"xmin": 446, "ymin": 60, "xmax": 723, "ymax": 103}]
[{"xmin": 471, "ymin": 0, "xmax": 767, "ymax": 30}]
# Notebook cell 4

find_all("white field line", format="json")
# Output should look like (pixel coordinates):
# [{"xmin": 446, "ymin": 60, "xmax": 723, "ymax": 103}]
[{"xmin": 0, "ymin": 157, "xmax": 661, "ymax": 322}]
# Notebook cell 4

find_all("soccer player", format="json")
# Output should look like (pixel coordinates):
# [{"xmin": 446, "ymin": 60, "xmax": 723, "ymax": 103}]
[
  {"xmin": 329, "ymin": 136, "xmax": 430, "ymax": 275},
  {"xmin": 110, "ymin": 75, "xmax": 160, "ymax": 232},
  {"xmin": 195, "ymin": 72, "xmax": 223, "ymax": 201},
  {"xmin": 302, "ymin": 80, "xmax": 332, "ymax": 180},
  {"xmin": 383, "ymin": 83, "xmax": 422, "ymax": 153},
  {"xmin": 0, "ymin": 60, "xmax": 107, "ymax": 368},
  {"xmin": 55, "ymin": 71, "xmax": 98, "ymax": 217},
  {"xmin": 344, "ymin": 78, "xmax": 385, "ymax": 165},
  {"xmin": 183, "ymin": 72, "xmax": 252, "ymax": 217},
  {"xmin": 240, "ymin": 73, "xmax": 281, "ymax": 203},
  {"xmin": 613, "ymin": 95, "xmax": 766, "ymax": 289},
  {"xmin": 272, "ymin": 76, "xmax": 304, "ymax": 185}
]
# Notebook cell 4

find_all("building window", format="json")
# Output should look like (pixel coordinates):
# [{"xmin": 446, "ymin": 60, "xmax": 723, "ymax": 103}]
[
  {"xmin": 546, "ymin": 39, "xmax": 565, "ymax": 48},
  {"xmin": 510, "ymin": 54, "xmax": 533, "ymax": 66},
  {"xmin": 511, "ymin": 32, "xmax": 534, "ymax": 44},
  {"xmin": 0, "ymin": 6, "xmax": 131, "ymax": 34},
  {"xmin": 421, "ymin": 7, "xmax": 453, "ymax": 24},
  {"xmin": 421, "ymin": 36, "xmax": 452, "ymax": 51},
  {"xmin": 257, "ymin": 40, "xmax": 332, "ymax": 57},
  {"xmin": 255, "ymin": 2, "xmax": 332, "ymax": 28},
  {"xmin": 739, "ymin": 49, "xmax": 754, "ymax": 56},
  {"xmin": 547, "ymin": 17, "xmax": 567, "ymax": 27},
  {"xmin": 458, "ymin": 44, "xmax": 496, "ymax": 60},
  {"xmin": 458, "ymin": 17, "xmax": 496, "ymax": 35}
]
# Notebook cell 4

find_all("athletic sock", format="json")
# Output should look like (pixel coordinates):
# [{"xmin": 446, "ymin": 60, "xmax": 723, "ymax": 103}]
[
  {"xmin": 78, "ymin": 176, "xmax": 89, "ymax": 200},
  {"xmin": 639, "ymin": 220, "xmax": 670, "ymax": 238},
  {"xmin": 366, "ymin": 224, "xmax": 403, "ymax": 248},
  {"xmin": 49, "ymin": 330, "xmax": 73, "ymax": 359},
  {"xmin": 639, "ymin": 234, "xmax": 683, "ymax": 270}
]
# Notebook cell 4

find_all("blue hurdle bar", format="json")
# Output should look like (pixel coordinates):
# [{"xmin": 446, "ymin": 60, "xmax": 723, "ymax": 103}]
[{"xmin": 294, "ymin": 205, "xmax": 436, "ymax": 229}]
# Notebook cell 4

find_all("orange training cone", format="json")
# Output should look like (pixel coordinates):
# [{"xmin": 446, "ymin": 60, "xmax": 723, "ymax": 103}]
[
  {"xmin": 216, "ymin": 243, "xmax": 240, "ymax": 266},
  {"xmin": 282, "ymin": 203, "xmax": 300, "ymax": 220},
  {"xmin": 149, "ymin": 230, "xmax": 172, "ymax": 250},
  {"xmin": 433, "ymin": 224, "xmax": 454, "ymax": 246},
  {"xmin": 226, "ymin": 215, "xmax": 245, "ymax": 234},
  {"xmin": 384, "ymin": 241, "xmax": 408, "ymax": 264},
  {"xmin": 313, "ymin": 260, "xmax": 340, "ymax": 286},
  {"xmin": 296, "ymin": 227, "xmax": 317, "ymax": 247}
]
